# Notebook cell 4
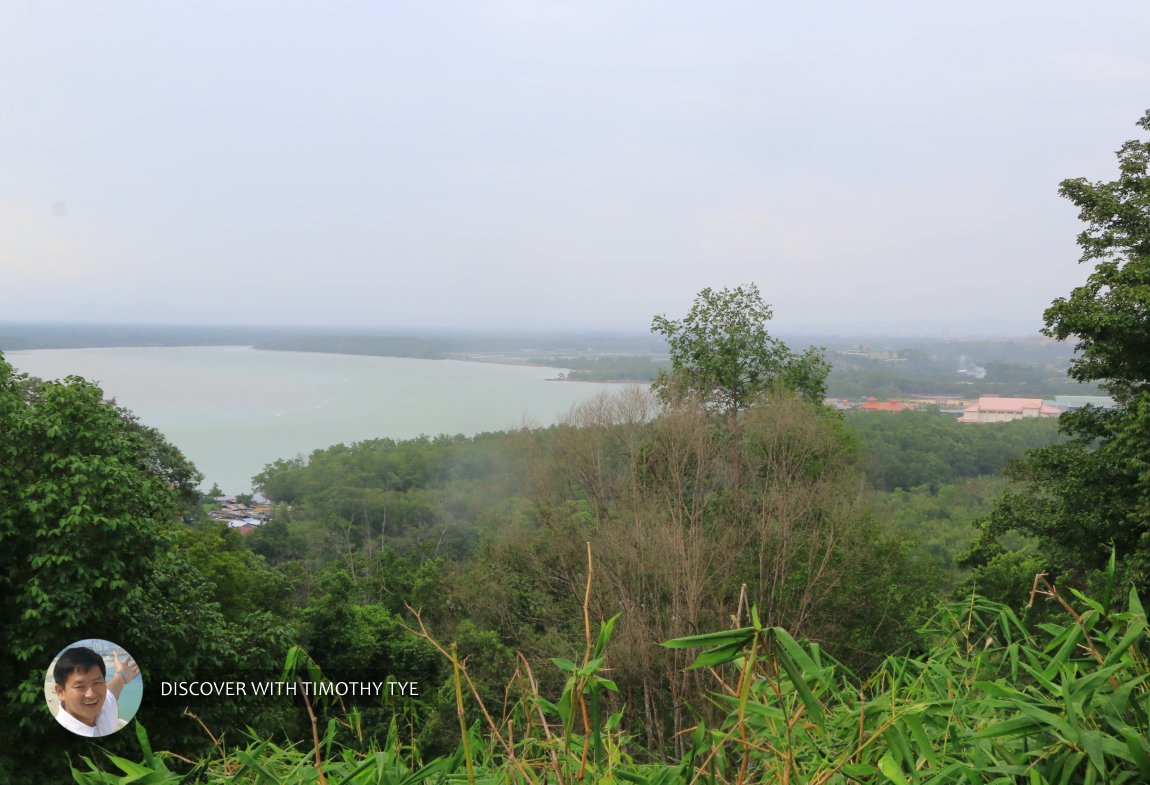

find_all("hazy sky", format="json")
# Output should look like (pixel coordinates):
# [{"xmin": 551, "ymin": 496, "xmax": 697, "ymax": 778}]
[{"xmin": 2, "ymin": 1, "xmax": 1148, "ymax": 334}]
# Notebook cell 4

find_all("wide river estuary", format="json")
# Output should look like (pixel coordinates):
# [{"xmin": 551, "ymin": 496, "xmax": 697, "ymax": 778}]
[{"xmin": 7, "ymin": 346, "xmax": 635, "ymax": 494}]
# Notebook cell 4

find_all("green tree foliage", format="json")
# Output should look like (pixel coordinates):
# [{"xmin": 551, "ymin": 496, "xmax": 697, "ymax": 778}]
[
  {"xmin": 253, "ymin": 432, "xmax": 528, "ymax": 560},
  {"xmin": 869, "ymin": 477, "xmax": 1017, "ymax": 588},
  {"xmin": 175, "ymin": 522, "xmax": 292, "ymax": 618},
  {"xmin": 0, "ymin": 355, "xmax": 289, "ymax": 784},
  {"xmin": 981, "ymin": 110, "xmax": 1150, "ymax": 594},
  {"xmin": 845, "ymin": 411, "xmax": 1063, "ymax": 491},
  {"xmin": 478, "ymin": 388, "xmax": 936, "ymax": 754},
  {"xmin": 651, "ymin": 284, "xmax": 829, "ymax": 411},
  {"xmin": 0, "ymin": 359, "xmax": 194, "ymax": 738},
  {"xmin": 253, "ymin": 385, "xmax": 938, "ymax": 756}
]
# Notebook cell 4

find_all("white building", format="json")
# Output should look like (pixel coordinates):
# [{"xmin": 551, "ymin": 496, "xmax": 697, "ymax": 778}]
[{"xmin": 958, "ymin": 396, "xmax": 1062, "ymax": 424}]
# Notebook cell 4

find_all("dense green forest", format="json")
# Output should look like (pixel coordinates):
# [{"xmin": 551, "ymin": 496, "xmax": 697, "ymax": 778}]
[
  {"xmin": 5, "ymin": 113, "xmax": 1150, "ymax": 785},
  {"xmin": 0, "ymin": 342, "xmax": 1128, "ymax": 783},
  {"xmin": 4, "ymin": 349, "xmax": 1143, "ymax": 784}
]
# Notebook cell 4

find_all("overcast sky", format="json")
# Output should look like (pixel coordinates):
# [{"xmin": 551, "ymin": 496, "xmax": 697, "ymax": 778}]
[{"xmin": 2, "ymin": 1, "xmax": 1148, "ymax": 334}]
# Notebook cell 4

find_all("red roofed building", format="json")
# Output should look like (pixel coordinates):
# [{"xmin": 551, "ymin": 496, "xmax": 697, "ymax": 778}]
[
  {"xmin": 858, "ymin": 399, "xmax": 914, "ymax": 412},
  {"xmin": 958, "ymin": 396, "xmax": 1062, "ymax": 424}
]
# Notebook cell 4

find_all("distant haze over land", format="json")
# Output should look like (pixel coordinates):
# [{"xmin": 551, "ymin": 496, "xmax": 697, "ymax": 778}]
[{"xmin": 0, "ymin": 317, "xmax": 1049, "ymax": 355}]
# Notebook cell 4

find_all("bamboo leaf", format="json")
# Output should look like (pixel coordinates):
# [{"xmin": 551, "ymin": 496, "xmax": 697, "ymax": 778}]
[
  {"xmin": 1103, "ymin": 546, "xmax": 1117, "ymax": 613},
  {"xmin": 902, "ymin": 712, "xmax": 938, "ymax": 769},
  {"xmin": 878, "ymin": 753, "xmax": 911, "ymax": 785},
  {"xmin": 551, "ymin": 657, "xmax": 578, "ymax": 673},
  {"xmin": 1123, "ymin": 728, "xmax": 1150, "ymax": 779},
  {"xmin": 973, "ymin": 681, "xmax": 1027, "ymax": 700},
  {"xmin": 973, "ymin": 716, "xmax": 1043, "ymax": 739},
  {"xmin": 1044, "ymin": 626, "xmax": 1084, "ymax": 682},
  {"xmin": 775, "ymin": 642, "xmax": 825, "ymax": 728},
  {"xmin": 1129, "ymin": 586, "xmax": 1146, "ymax": 621},
  {"xmin": 613, "ymin": 770, "xmax": 650, "ymax": 785},
  {"xmin": 1012, "ymin": 702, "xmax": 1076, "ymax": 743},
  {"xmin": 578, "ymin": 657, "xmax": 604, "ymax": 677},
  {"xmin": 1080, "ymin": 730, "xmax": 1105, "ymax": 779},
  {"xmin": 594, "ymin": 612, "xmax": 622, "ymax": 659},
  {"xmin": 605, "ymin": 709, "xmax": 624, "ymax": 730},
  {"xmin": 235, "ymin": 750, "xmax": 278, "ymax": 784},
  {"xmin": 595, "ymin": 676, "xmax": 620, "ymax": 693},
  {"xmin": 1102, "ymin": 619, "xmax": 1146, "ymax": 666},
  {"xmin": 685, "ymin": 641, "xmax": 746, "ymax": 670},
  {"xmin": 772, "ymin": 627, "xmax": 823, "ymax": 678},
  {"xmin": 134, "ymin": 722, "xmax": 160, "ymax": 771},
  {"xmin": 920, "ymin": 763, "xmax": 980, "ymax": 785},
  {"xmin": 662, "ymin": 627, "xmax": 754, "ymax": 650}
]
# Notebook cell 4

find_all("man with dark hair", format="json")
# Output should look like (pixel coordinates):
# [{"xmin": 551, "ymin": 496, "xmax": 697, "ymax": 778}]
[{"xmin": 51, "ymin": 646, "xmax": 139, "ymax": 736}]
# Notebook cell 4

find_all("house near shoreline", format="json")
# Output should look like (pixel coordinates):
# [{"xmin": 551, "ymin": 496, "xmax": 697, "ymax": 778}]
[{"xmin": 958, "ymin": 396, "xmax": 1062, "ymax": 424}]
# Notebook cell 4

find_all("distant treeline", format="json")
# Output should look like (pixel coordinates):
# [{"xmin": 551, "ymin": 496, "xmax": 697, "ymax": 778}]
[
  {"xmin": 1, "ymin": 323, "xmax": 1099, "ymax": 399},
  {"xmin": 826, "ymin": 364, "xmax": 1102, "ymax": 399},
  {"xmin": 0, "ymin": 323, "xmax": 301, "ymax": 350},
  {"xmin": 255, "ymin": 335, "xmax": 448, "ymax": 359},
  {"xmin": 0, "ymin": 323, "xmax": 666, "ymax": 355},
  {"xmin": 528, "ymin": 354, "xmax": 669, "ymax": 381},
  {"xmin": 254, "ymin": 331, "xmax": 667, "ymax": 358}
]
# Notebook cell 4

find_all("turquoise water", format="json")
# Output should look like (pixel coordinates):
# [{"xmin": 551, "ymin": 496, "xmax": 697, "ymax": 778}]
[{"xmin": 7, "ymin": 346, "xmax": 634, "ymax": 494}]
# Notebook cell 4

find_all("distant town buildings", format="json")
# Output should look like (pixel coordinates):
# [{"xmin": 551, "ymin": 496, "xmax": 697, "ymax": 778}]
[
  {"xmin": 857, "ymin": 399, "xmax": 915, "ymax": 412},
  {"xmin": 958, "ymin": 397, "xmax": 1062, "ymax": 424},
  {"xmin": 822, "ymin": 394, "xmax": 1090, "ymax": 422},
  {"xmin": 207, "ymin": 495, "xmax": 273, "ymax": 533}
]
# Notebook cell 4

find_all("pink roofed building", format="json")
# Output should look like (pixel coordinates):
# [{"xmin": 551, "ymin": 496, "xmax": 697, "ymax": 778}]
[{"xmin": 958, "ymin": 396, "xmax": 1062, "ymax": 424}]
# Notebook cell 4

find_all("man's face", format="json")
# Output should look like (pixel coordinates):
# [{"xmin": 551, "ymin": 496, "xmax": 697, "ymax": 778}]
[{"xmin": 54, "ymin": 665, "xmax": 107, "ymax": 726}]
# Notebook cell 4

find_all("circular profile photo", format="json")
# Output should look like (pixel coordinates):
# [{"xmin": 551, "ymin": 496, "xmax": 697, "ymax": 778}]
[{"xmin": 44, "ymin": 639, "xmax": 143, "ymax": 737}]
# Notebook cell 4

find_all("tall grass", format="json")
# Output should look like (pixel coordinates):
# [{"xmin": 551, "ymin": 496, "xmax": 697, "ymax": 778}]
[{"xmin": 73, "ymin": 571, "xmax": 1148, "ymax": 784}]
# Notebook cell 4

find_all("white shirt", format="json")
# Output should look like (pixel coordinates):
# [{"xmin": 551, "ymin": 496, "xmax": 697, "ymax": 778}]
[{"xmin": 55, "ymin": 689, "xmax": 119, "ymax": 737}]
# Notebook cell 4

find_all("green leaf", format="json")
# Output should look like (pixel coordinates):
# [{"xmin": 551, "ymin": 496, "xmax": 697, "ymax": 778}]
[
  {"xmin": 1081, "ymin": 730, "xmax": 1106, "ymax": 778},
  {"xmin": 662, "ymin": 627, "xmax": 754, "ymax": 650},
  {"xmin": 878, "ymin": 753, "xmax": 911, "ymax": 785},
  {"xmin": 775, "ymin": 641, "xmax": 824, "ymax": 728},
  {"xmin": 594, "ymin": 612, "xmax": 622, "ymax": 658},
  {"xmin": 1103, "ymin": 618, "xmax": 1147, "ymax": 666},
  {"xmin": 577, "ymin": 656, "xmax": 604, "ymax": 677},
  {"xmin": 902, "ymin": 712, "xmax": 938, "ymax": 768},
  {"xmin": 973, "ymin": 681, "xmax": 1027, "ymax": 700},
  {"xmin": 1123, "ymin": 728, "xmax": 1150, "ymax": 779},
  {"xmin": 595, "ymin": 677, "xmax": 620, "ymax": 693},
  {"xmin": 772, "ymin": 627, "xmax": 822, "ymax": 679},
  {"xmin": 974, "ymin": 716, "xmax": 1044, "ymax": 739},
  {"xmin": 686, "ymin": 641, "xmax": 746, "ymax": 670},
  {"xmin": 1129, "ymin": 587, "xmax": 1146, "ymax": 621},
  {"xmin": 1012, "ymin": 701, "xmax": 1076, "ymax": 743},
  {"xmin": 550, "ymin": 657, "xmax": 578, "ymax": 673},
  {"xmin": 613, "ymin": 770, "xmax": 650, "ymax": 785}
]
